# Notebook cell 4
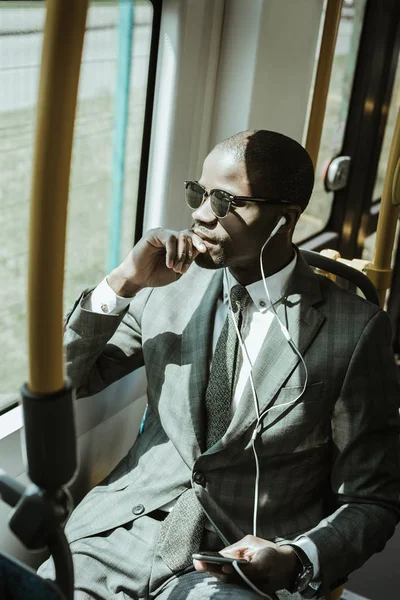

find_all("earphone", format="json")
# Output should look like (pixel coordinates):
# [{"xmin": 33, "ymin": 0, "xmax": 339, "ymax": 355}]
[
  {"xmin": 269, "ymin": 215, "xmax": 287, "ymax": 238},
  {"xmin": 218, "ymin": 215, "xmax": 308, "ymax": 599}
]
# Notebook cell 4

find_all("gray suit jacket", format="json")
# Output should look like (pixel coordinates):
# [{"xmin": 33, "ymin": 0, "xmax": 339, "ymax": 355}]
[{"xmin": 63, "ymin": 252, "xmax": 400, "ymax": 593}]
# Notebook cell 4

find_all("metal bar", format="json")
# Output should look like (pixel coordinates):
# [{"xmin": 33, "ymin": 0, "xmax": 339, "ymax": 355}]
[
  {"xmin": 305, "ymin": 0, "xmax": 343, "ymax": 168},
  {"xmin": 387, "ymin": 228, "xmax": 400, "ymax": 354},
  {"xmin": 134, "ymin": 0, "xmax": 163, "ymax": 244},
  {"xmin": 366, "ymin": 105, "xmax": 400, "ymax": 306},
  {"xmin": 27, "ymin": 0, "xmax": 89, "ymax": 393},
  {"xmin": 325, "ymin": 0, "xmax": 400, "ymax": 258},
  {"xmin": 329, "ymin": 586, "xmax": 344, "ymax": 600},
  {"xmin": 108, "ymin": 0, "xmax": 134, "ymax": 271}
]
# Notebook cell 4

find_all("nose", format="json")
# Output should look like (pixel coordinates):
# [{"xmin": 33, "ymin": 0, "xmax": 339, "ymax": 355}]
[{"xmin": 191, "ymin": 193, "xmax": 217, "ymax": 223}]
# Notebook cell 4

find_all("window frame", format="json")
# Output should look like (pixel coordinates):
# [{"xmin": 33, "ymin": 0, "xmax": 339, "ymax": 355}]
[
  {"xmin": 299, "ymin": 0, "xmax": 400, "ymax": 258},
  {"xmin": 0, "ymin": 0, "xmax": 162, "ymax": 418},
  {"xmin": 134, "ymin": 0, "xmax": 163, "ymax": 243}
]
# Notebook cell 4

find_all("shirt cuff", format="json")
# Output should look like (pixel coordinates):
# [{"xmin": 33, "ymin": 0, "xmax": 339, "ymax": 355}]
[
  {"xmin": 292, "ymin": 535, "xmax": 321, "ymax": 583},
  {"xmin": 83, "ymin": 277, "xmax": 134, "ymax": 315}
]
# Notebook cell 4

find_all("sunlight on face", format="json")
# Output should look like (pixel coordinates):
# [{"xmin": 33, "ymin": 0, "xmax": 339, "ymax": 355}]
[{"xmin": 192, "ymin": 148, "xmax": 282, "ymax": 276}]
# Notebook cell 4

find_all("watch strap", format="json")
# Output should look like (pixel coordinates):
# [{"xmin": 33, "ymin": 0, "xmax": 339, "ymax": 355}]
[{"xmin": 285, "ymin": 543, "xmax": 315, "ymax": 595}]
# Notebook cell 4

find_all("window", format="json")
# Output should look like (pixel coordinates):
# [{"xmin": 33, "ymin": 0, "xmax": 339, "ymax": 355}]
[
  {"xmin": 372, "ymin": 52, "xmax": 400, "ymax": 203},
  {"xmin": 0, "ymin": 0, "xmax": 153, "ymax": 412},
  {"xmin": 294, "ymin": 0, "xmax": 366, "ymax": 244},
  {"xmin": 362, "ymin": 51, "xmax": 400, "ymax": 261}
]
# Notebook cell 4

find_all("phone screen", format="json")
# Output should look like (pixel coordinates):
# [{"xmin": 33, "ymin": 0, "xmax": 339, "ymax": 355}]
[{"xmin": 192, "ymin": 551, "xmax": 248, "ymax": 565}]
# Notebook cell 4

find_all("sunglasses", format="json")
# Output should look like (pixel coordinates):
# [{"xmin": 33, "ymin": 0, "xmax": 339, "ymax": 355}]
[{"xmin": 184, "ymin": 180, "xmax": 291, "ymax": 218}]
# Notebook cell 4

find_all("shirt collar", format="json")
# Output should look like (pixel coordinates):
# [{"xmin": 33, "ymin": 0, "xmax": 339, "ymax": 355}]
[{"xmin": 223, "ymin": 251, "xmax": 297, "ymax": 313}]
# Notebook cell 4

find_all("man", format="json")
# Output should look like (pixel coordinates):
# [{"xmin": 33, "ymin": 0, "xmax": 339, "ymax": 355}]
[{"xmin": 39, "ymin": 130, "xmax": 400, "ymax": 599}]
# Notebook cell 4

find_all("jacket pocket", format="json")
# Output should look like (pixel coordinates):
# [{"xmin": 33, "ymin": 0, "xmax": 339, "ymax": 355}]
[
  {"xmin": 275, "ymin": 381, "xmax": 324, "ymax": 406},
  {"xmin": 258, "ymin": 382, "xmax": 330, "ymax": 452}
]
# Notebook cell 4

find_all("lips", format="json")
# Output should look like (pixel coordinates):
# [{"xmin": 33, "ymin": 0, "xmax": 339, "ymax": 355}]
[{"xmin": 192, "ymin": 228, "xmax": 217, "ymax": 244}]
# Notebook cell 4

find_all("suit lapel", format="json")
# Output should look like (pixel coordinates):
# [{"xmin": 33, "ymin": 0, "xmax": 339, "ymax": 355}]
[
  {"xmin": 207, "ymin": 253, "xmax": 325, "ymax": 452},
  {"xmin": 175, "ymin": 267, "xmax": 223, "ymax": 461}
]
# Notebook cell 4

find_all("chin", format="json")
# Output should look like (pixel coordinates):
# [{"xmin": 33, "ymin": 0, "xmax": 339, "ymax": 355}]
[{"xmin": 194, "ymin": 252, "xmax": 225, "ymax": 270}]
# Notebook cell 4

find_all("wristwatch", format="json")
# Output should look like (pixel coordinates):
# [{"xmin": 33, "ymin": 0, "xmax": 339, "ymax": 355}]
[{"xmin": 286, "ymin": 544, "xmax": 315, "ymax": 596}]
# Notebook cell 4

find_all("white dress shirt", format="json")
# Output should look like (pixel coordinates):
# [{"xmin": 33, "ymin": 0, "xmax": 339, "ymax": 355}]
[{"xmin": 85, "ymin": 255, "xmax": 321, "ymax": 583}]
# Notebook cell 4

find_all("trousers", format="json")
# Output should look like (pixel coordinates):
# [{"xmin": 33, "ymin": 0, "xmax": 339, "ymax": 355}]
[{"xmin": 37, "ymin": 514, "xmax": 305, "ymax": 600}]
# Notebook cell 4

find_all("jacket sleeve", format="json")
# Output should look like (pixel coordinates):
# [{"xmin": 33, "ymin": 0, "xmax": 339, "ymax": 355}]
[
  {"xmin": 64, "ymin": 286, "xmax": 153, "ymax": 398},
  {"xmin": 303, "ymin": 309, "xmax": 400, "ymax": 593}
]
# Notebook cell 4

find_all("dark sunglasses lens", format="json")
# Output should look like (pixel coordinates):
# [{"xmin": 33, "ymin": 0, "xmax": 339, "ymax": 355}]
[
  {"xmin": 211, "ymin": 190, "xmax": 230, "ymax": 217},
  {"xmin": 185, "ymin": 182, "xmax": 204, "ymax": 209}
]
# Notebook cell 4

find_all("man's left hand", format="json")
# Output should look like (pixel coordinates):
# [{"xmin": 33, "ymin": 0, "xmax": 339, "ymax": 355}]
[{"xmin": 193, "ymin": 535, "xmax": 300, "ymax": 593}]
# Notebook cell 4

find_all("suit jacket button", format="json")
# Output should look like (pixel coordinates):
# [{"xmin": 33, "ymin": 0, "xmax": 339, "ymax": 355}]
[
  {"xmin": 132, "ymin": 504, "xmax": 145, "ymax": 515},
  {"xmin": 193, "ymin": 471, "xmax": 206, "ymax": 487}
]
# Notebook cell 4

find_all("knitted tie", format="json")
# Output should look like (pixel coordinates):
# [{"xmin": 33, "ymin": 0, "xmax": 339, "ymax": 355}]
[
  {"xmin": 204, "ymin": 284, "xmax": 250, "ymax": 448},
  {"xmin": 159, "ymin": 285, "xmax": 250, "ymax": 572}
]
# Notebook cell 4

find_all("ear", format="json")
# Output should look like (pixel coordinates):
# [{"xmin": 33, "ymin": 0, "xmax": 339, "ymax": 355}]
[{"xmin": 283, "ymin": 206, "xmax": 302, "ymax": 231}]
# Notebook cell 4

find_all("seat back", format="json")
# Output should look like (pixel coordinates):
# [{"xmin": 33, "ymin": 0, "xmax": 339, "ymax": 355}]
[
  {"xmin": 0, "ymin": 553, "xmax": 64, "ymax": 599},
  {"xmin": 301, "ymin": 249, "xmax": 380, "ymax": 306}
]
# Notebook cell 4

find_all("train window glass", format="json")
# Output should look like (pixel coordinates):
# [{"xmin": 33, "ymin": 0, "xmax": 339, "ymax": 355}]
[
  {"xmin": 294, "ymin": 0, "xmax": 366, "ymax": 244},
  {"xmin": 371, "ymin": 52, "xmax": 400, "ymax": 203},
  {"xmin": 0, "ymin": 0, "xmax": 153, "ymax": 413},
  {"xmin": 362, "ymin": 52, "xmax": 400, "ymax": 261}
]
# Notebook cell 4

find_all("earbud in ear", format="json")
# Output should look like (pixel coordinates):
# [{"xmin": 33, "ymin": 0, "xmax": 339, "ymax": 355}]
[
  {"xmin": 277, "ymin": 216, "xmax": 286, "ymax": 228},
  {"xmin": 269, "ymin": 216, "xmax": 287, "ymax": 238}
]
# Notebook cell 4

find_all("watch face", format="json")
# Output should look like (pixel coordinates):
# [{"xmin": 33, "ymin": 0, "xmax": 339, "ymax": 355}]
[{"xmin": 297, "ymin": 566, "xmax": 314, "ymax": 592}]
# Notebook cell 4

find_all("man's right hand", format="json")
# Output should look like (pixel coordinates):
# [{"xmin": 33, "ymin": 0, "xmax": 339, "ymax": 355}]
[{"xmin": 107, "ymin": 228, "xmax": 207, "ymax": 297}]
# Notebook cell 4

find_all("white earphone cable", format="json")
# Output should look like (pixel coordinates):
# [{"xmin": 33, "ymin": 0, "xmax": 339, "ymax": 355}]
[
  {"xmin": 232, "ymin": 560, "xmax": 277, "ymax": 599},
  {"xmin": 221, "ymin": 218, "xmax": 309, "ymax": 597}
]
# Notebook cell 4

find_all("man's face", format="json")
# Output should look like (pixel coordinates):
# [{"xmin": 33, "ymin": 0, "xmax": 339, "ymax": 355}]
[{"xmin": 191, "ymin": 148, "xmax": 283, "ymax": 272}]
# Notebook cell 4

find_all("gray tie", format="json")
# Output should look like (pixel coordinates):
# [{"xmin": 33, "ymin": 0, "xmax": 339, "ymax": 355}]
[
  {"xmin": 205, "ymin": 284, "xmax": 250, "ymax": 449},
  {"xmin": 159, "ymin": 284, "xmax": 251, "ymax": 572}
]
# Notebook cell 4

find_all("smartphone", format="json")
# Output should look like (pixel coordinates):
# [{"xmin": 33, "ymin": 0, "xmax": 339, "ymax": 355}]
[{"xmin": 192, "ymin": 551, "xmax": 248, "ymax": 565}]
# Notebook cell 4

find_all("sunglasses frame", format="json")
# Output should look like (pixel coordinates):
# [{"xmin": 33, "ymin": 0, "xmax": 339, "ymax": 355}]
[{"xmin": 184, "ymin": 180, "xmax": 292, "ymax": 218}]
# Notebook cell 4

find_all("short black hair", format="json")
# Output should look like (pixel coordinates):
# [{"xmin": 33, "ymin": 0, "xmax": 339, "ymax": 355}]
[{"xmin": 216, "ymin": 130, "xmax": 314, "ymax": 212}]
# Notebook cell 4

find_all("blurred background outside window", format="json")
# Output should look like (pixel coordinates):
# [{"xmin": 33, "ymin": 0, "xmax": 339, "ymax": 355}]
[
  {"xmin": 295, "ymin": 0, "xmax": 366, "ymax": 243},
  {"xmin": 0, "ymin": 0, "xmax": 153, "ymax": 411}
]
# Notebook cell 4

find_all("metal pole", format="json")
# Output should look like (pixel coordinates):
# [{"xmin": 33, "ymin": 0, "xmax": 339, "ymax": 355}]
[
  {"xmin": 305, "ymin": 0, "xmax": 343, "ymax": 168},
  {"xmin": 108, "ymin": 0, "xmax": 134, "ymax": 272},
  {"xmin": 366, "ymin": 105, "xmax": 400, "ymax": 307},
  {"xmin": 27, "ymin": 0, "xmax": 89, "ymax": 393}
]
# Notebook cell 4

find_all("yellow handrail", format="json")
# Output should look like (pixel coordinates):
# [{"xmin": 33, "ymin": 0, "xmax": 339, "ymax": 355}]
[
  {"xmin": 27, "ymin": 0, "xmax": 89, "ymax": 393},
  {"xmin": 305, "ymin": 0, "xmax": 343, "ymax": 168},
  {"xmin": 366, "ymin": 105, "xmax": 400, "ymax": 307},
  {"xmin": 329, "ymin": 585, "xmax": 344, "ymax": 600}
]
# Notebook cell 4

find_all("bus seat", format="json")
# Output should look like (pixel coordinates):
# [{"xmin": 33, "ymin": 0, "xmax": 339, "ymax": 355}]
[
  {"xmin": 300, "ymin": 249, "xmax": 380, "ymax": 306},
  {"xmin": 0, "ymin": 553, "xmax": 64, "ymax": 599}
]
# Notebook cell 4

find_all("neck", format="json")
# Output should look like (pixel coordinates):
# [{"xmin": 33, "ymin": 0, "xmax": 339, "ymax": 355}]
[{"xmin": 229, "ymin": 244, "xmax": 295, "ymax": 286}]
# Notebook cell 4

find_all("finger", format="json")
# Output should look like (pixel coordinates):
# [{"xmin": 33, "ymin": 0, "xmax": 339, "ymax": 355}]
[
  {"xmin": 165, "ymin": 234, "xmax": 177, "ymax": 269},
  {"xmin": 189, "ymin": 231, "xmax": 207, "ymax": 253},
  {"xmin": 221, "ymin": 564, "xmax": 234, "ymax": 575},
  {"xmin": 173, "ymin": 233, "xmax": 188, "ymax": 272},
  {"xmin": 193, "ymin": 559, "xmax": 208, "ymax": 572},
  {"xmin": 193, "ymin": 559, "xmax": 244, "ymax": 584},
  {"xmin": 185, "ymin": 236, "xmax": 194, "ymax": 264},
  {"xmin": 177, "ymin": 235, "xmax": 194, "ymax": 274},
  {"xmin": 221, "ymin": 535, "xmax": 268, "ymax": 555},
  {"xmin": 220, "ymin": 546, "xmax": 248, "ymax": 559},
  {"xmin": 181, "ymin": 237, "xmax": 195, "ymax": 273},
  {"xmin": 193, "ymin": 560, "xmax": 224, "ymax": 577}
]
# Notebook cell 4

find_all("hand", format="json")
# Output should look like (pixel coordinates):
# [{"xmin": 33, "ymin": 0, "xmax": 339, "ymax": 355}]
[
  {"xmin": 193, "ymin": 535, "xmax": 300, "ymax": 593},
  {"xmin": 106, "ymin": 228, "xmax": 207, "ymax": 297}
]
